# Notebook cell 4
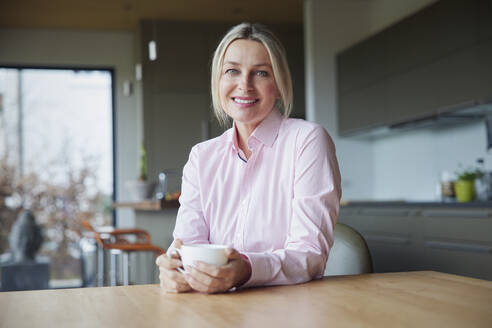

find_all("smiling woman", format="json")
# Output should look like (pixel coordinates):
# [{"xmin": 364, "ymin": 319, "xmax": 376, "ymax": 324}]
[
  {"xmin": 219, "ymin": 39, "xmax": 280, "ymax": 150},
  {"xmin": 211, "ymin": 24, "xmax": 293, "ymax": 127},
  {"xmin": 155, "ymin": 23, "xmax": 341, "ymax": 294}
]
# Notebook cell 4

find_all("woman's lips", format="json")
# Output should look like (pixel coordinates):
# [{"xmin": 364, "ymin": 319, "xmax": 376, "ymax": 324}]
[{"xmin": 232, "ymin": 97, "xmax": 259, "ymax": 107}]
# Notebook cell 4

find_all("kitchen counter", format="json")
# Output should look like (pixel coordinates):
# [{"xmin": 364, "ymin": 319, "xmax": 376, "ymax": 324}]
[
  {"xmin": 341, "ymin": 200, "xmax": 492, "ymax": 209},
  {"xmin": 338, "ymin": 201, "xmax": 492, "ymax": 280}
]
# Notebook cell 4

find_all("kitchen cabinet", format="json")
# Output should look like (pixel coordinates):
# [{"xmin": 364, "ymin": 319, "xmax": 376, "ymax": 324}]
[
  {"xmin": 384, "ymin": 2, "xmax": 440, "ymax": 77},
  {"xmin": 431, "ymin": 44, "xmax": 481, "ymax": 110},
  {"xmin": 338, "ymin": 81, "xmax": 388, "ymax": 133},
  {"xmin": 421, "ymin": 209, "xmax": 492, "ymax": 279},
  {"xmin": 475, "ymin": 40, "xmax": 492, "ymax": 101},
  {"xmin": 386, "ymin": 62, "xmax": 440, "ymax": 124},
  {"xmin": 435, "ymin": 39, "xmax": 492, "ymax": 110},
  {"xmin": 339, "ymin": 205, "xmax": 492, "ymax": 280},
  {"xmin": 337, "ymin": 0, "xmax": 489, "ymax": 136},
  {"xmin": 423, "ymin": 0, "xmax": 477, "ymax": 62},
  {"xmin": 477, "ymin": 0, "xmax": 492, "ymax": 42},
  {"xmin": 337, "ymin": 33, "xmax": 388, "ymax": 94}
]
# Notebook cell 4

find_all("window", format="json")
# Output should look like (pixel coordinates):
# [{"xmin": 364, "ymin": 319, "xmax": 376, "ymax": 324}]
[{"xmin": 0, "ymin": 67, "xmax": 114, "ymax": 288}]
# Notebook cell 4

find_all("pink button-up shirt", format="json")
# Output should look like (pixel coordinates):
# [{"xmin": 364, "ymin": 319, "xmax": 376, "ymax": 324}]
[{"xmin": 173, "ymin": 108, "xmax": 341, "ymax": 287}]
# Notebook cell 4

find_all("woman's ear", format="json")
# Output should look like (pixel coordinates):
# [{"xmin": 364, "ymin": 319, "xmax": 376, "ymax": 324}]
[{"xmin": 274, "ymin": 98, "xmax": 282, "ymax": 109}]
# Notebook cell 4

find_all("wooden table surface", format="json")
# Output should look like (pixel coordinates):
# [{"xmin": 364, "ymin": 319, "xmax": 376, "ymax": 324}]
[{"xmin": 1, "ymin": 271, "xmax": 491, "ymax": 328}]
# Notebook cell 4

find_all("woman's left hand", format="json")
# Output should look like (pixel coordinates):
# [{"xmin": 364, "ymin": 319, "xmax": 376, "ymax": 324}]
[{"xmin": 183, "ymin": 248, "xmax": 251, "ymax": 293}]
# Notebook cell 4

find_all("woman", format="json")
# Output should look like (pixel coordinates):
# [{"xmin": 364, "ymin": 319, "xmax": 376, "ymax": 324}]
[{"xmin": 156, "ymin": 22, "xmax": 341, "ymax": 293}]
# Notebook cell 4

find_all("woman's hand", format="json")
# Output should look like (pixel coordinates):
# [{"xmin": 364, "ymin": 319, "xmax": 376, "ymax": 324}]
[
  {"xmin": 183, "ymin": 248, "xmax": 251, "ymax": 294},
  {"xmin": 155, "ymin": 239, "xmax": 192, "ymax": 293}
]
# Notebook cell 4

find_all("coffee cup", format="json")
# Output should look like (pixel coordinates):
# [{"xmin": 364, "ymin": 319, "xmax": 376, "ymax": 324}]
[{"xmin": 175, "ymin": 244, "xmax": 228, "ymax": 273}]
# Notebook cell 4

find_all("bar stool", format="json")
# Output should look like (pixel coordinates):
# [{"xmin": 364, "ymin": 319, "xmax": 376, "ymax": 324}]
[{"xmin": 81, "ymin": 220, "xmax": 165, "ymax": 286}]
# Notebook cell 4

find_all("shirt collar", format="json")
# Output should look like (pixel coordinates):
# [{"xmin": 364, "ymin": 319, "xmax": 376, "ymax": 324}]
[
  {"xmin": 251, "ymin": 108, "xmax": 283, "ymax": 147},
  {"xmin": 229, "ymin": 108, "xmax": 283, "ymax": 151}
]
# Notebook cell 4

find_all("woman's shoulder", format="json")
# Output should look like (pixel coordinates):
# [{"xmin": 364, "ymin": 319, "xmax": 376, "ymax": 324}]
[
  {"xmin": 279, "ymin": 118, "xmax": 336, "ymax": 156},
  {"xmin": 281, "ymin": 117, "xmax": 331, "ymax": 140},
  {"xmin": 190, "ymin": 127, "xmax": 233, "ymax": 155}
]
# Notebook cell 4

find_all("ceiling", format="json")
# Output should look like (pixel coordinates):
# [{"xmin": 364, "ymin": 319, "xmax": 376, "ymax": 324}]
[{"xmin": 0, "ymin": 0, "xmax": 304, "ymax": 31}]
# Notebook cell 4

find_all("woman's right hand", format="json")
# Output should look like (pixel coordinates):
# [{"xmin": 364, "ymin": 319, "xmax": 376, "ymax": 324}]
[{"xmin": 155, "ymin": 239, "xmax": 192, "ymax": 293}]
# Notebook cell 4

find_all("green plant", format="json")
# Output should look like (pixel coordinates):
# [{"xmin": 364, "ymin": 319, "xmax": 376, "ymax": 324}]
[
  {"xmin": 139, "ymin": 144, "xmax": 147, "ymax": 181},
  {"xmin": 455, "ymin": 168, "xmax": 482, "ymax": 181}
]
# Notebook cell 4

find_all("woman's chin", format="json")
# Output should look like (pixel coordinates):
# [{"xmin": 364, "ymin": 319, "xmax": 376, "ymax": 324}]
[{"xmin": 228, "ymin": 110, "xmax": 257, "ymax": 123}]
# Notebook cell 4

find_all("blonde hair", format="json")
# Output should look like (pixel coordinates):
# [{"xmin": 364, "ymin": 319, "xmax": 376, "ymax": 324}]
[{"xmin": 211, "ymin": 23, "xmax": 293, "ymax": 126}]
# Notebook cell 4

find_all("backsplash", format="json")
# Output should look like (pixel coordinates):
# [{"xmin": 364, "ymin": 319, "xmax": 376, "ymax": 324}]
[{"xmin": 372, "ymin": 120, "xmax": 491, "ymax": 201}]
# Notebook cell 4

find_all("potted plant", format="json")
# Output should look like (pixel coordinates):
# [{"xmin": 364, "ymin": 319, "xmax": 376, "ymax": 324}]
[
  {"xmin": 139, "ymin": 144, "xmax": 148, "ymax": 182},
  {"xmin": 454, "ymin": 168, "xmax": 481, "ymax": 203},
  {"xmin": 126, "ymin": 145, "xmax": 155, "ymax": 201}
]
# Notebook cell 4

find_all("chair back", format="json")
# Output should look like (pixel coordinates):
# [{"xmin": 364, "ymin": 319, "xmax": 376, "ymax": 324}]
[
  {"xmin": 80, "ymin": 220, "xmax": 105, "ymax": 247},
  {"xmin": 81, "ymin": 220, "xmax": 95, "ymax": 232},
  {"xmin": 324, "ymin": 223, "xmax": 373, "ymax": 276}
]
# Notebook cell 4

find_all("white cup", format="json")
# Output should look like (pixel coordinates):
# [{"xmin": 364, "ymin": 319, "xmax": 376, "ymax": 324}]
[{"xmin": 175, "ymin": 244, "xmax": 228, "ymax": 273}]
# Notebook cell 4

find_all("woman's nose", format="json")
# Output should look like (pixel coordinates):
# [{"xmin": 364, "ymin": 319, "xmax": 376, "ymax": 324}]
[{"xmin": 238, "ymin": 74, "xmax": 253, "ymax": 91}]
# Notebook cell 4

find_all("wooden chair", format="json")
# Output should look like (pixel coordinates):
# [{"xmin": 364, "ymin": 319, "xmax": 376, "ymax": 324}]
[{"xmin": 81, "ymin": 220, "xmax": 165, "ymax": 286}]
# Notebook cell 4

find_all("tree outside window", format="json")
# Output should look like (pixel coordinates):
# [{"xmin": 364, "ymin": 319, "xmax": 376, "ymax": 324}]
[{"xmin": 0, "ymin": 68, "xmax": 113, "ymax": 286}]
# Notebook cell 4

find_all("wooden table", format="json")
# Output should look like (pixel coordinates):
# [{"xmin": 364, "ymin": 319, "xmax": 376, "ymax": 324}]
[{"xmin": 1, "ymin": 271, "xmax": 491, "ymax": 328}]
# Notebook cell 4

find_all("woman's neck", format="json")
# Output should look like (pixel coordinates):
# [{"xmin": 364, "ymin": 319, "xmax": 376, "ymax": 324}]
[{"xmin": 235, "ymin": 123, "xmax": 255, "ymax": 160}]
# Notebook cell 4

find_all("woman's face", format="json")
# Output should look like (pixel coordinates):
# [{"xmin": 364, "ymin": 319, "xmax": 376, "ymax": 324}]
[{"xmin": 219, "ymin": 39, "xmax": 279, "ymax": 130}]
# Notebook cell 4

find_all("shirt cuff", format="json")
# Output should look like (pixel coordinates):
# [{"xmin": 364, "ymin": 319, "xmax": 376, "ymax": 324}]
[{"xmin": 239, "ymin": 252, "xmax": 273, "ymax": 288}]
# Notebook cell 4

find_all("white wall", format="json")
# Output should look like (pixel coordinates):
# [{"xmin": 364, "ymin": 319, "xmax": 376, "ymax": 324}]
[
  {"xmin": 304, "ymin": 0, "xmax": 491, "ymax": 201},
  {"xmin": 372, "ymin": 122, "xmax": 491, "ymax": 201},
  {"xmin": 0, "ymin": 28, "xmax": 140, "ymax": 226}
]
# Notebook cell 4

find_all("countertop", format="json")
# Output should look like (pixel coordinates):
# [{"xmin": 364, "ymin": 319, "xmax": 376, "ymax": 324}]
[{"xmin": 341, "ymin": 200, "xmax": 492, "ymax": 209}]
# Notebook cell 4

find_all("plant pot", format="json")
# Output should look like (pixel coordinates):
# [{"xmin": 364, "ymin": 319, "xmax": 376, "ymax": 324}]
[
  {"xmin": 454, "ymin": 179, "xmax": 476, "ymax": 203},
  {"xmin": 125, "ymin": 180, "xmax": 156, "ymax": 201}
]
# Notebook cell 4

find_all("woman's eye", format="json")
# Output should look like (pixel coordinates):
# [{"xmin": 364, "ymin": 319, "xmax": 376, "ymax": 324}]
[
  {"xmin": 256, "ymin": 71, "xmax": 268, "ymax": 77},
  {"xmin": 225, "ymin": 69, "xmax": 238, "ymax": 75}
]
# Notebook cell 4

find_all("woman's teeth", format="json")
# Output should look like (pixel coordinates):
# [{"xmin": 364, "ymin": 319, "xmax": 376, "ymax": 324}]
[{"xmin": 233, "ymin": 98, "xmax": 258, "ymax": 104}]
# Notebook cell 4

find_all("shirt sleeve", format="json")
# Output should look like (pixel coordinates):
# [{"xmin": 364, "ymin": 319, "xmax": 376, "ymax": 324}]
[
  {"xmin": 241, "ymin": 126, "xmax": 341, "ymax": 287},
  {"xmin": 172, "ymin": 145, "xmax": 210, "ymax": 246}
]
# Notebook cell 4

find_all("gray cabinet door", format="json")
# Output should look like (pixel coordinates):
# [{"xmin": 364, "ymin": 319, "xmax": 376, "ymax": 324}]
[
  {"xmin": 433, "ymin": 0, "xmax": 478, "ymax": 55},
  {"xmin": 338, "ymin": 33, "xmax": 388, "ymax": 94},
  {"xmin": 386, "ymin": 2, "xmax": 439, "ymax": 77},
  {"xmin": 422, "ymin": 212, "xmax": 492, "ymax": 281},
  {"xmin": 338, "ymin": 81, "xmax": 388, "ymax": 134},
  {"xmin": 432, "ymin": 45, "xmax": 480, "ymax": 111},
  {"xmin": 386, "ymin": 63, "xmax": 440, "ymax": 124},
  {"xmin": 386, "ymin": 0, "xmax": 477, "ymax": 77},
  {"xmin": 477, "ymin": 0, "xmax": 492, "ymax": 42},
  {"xmin": 434, "ymin": 39, "xmax": 492, "ymax": 110},
  {"xmin": 475, "ymin": 39, "xmax": 492, "ymax": 100}
]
